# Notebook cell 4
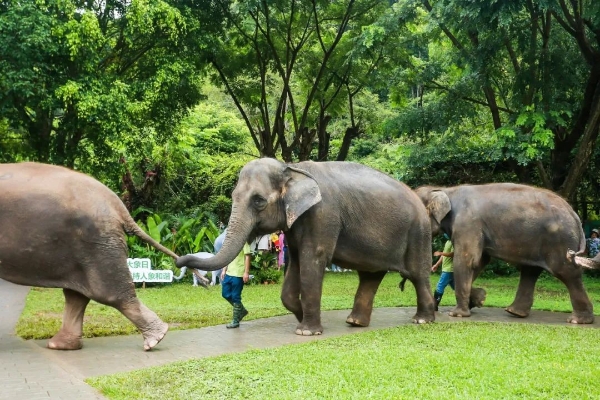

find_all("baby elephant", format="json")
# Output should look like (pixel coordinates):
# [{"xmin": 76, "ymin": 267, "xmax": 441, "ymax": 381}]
[{"xmin": 0, "ymin": 162, "xmax": 177, "ymax": 350}]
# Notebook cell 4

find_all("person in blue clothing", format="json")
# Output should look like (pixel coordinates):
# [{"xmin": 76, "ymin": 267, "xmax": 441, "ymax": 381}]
[
  {"xmin": 586, "ymin": 229, "xmax": 600, "ymax": 258},
  {"xmin": 220, "ymin": 239, "xmax": 252, "ymax": 329},
  {"xmin": 431, "ymin": 234, "xmax": 454, "ymax": 311}
]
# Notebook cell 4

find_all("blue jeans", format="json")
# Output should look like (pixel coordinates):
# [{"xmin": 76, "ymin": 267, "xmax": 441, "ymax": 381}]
[
  {"xmin": 435, "ymin": 271, "xmax": 455, "ymax": 294},
  {"xmin": 222, "ymin": 274, "xmax": 244, "ymax": 304}
]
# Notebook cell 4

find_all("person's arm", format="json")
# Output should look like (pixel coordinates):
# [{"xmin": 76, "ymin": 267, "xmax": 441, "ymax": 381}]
[
  {"xmin": 220, "ymin": 266, "xmax": 228, "ymax": 280},
  {"xmin": 243, "ymin": 253, "xmax": 251, "ymax": 283},
  {"xmin": 433, "ymin": 250, "xmax": 454, "ymax": 258},
  {"xmin": 432, "ymin": 257, "xmax": 443, "ymax": 272}
]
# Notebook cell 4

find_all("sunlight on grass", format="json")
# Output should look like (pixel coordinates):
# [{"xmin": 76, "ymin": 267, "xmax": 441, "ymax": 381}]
[
  {"xmin": 87, "ymin": 322, "xmax": 600, "ymax": 400},
  {"xmin": 16, "ymin": 272, "xmax": 600, "ymax": 339}
]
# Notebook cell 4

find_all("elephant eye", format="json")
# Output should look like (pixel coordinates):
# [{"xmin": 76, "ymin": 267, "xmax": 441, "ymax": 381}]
[{"xmin": 252, "ymin": 195, "xmax": 267, "ymax": 210}]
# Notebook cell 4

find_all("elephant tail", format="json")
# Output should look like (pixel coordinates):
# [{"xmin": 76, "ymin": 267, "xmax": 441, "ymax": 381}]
[
  {"xmin": 123, "ymin": 218, "xmax": 179, "ymax": 259},
  {"xmin": 398, "ymin": 276, "xmax": 407, "ymax": 292}
]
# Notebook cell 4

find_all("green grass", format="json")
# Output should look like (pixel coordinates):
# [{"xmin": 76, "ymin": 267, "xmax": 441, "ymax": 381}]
[
  {"xmin": 16, "ymin": 271, "xmax": 600, "ymax": 340},
  {"xmin": 87, "ymin": 322, "xmax": 600, "ymax": 399}
]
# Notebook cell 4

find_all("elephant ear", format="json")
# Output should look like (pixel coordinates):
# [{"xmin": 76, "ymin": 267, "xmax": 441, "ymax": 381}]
[
  {"xmin": 428, "ymin": 190, "xmax": 451, "ymax": 225},
  {"xmin": 283, "ymin": 166, "xmax": 322, "ymax": 229}
]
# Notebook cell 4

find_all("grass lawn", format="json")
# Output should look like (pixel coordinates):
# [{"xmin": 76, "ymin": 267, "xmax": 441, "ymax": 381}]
[
  {"xmin": 18, "ymin": 271, "xmax": 600, "ymax": 399},
  {"xmin": 87, "ymin": 322, "xmax": 600, "ymax": 399},
  {"xmin": 16, "ymin": 271, "xmax": 600, "ymax": 339}
]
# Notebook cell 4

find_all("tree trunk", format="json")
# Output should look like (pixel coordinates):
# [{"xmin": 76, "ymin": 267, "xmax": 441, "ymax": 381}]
[{"xmin": 336, "ymin": 125, "xmax": 361, "ymax": 161}]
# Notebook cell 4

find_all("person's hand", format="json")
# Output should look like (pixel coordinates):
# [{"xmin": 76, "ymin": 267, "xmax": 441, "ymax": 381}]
[
  {"xmin": 243, "ymin": 272, "xmax": 250, "ymax": 283},
  {"xmin": 431, "ymin": 264, "xmax": 438, "ymax": 272},
  {"xmin": 220, "ymin": 270, "xmax": 226, "ymax": 280},
  {"xmin": 433, "ymin": 251, "xmax": 442, "ymax": 257}
]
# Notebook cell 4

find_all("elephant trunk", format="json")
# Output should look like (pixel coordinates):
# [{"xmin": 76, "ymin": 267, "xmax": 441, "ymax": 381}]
[
  {"xmin": 176, "ymin": 206, "xmax": 253, "ymax": 272},
  {"xmin": 567, "ymin": 250, "xmax": 600, "ymax": 270}
]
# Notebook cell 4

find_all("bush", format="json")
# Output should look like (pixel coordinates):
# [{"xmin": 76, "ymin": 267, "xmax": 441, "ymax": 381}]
[{"xmin": 250, "ymin": 251, "xmax": 282, "ymax": 285}]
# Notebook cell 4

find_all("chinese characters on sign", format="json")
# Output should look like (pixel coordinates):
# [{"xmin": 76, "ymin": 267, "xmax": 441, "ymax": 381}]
[{"xmin": 127, "ymin": 258, "xmax": 173, "ymax": 283}]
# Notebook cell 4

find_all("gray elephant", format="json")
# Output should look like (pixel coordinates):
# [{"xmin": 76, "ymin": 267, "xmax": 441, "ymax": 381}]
[
  {"xmin": 0, "ymin": 162, "xmax": 177, "ymax": 350},
  {"xmin": 177, "ymin": 158, "xmax": 435, "ymax": 336},
  {"xmin": 416, "ymin": 183, "xmax": 593, "ymax": 324}
]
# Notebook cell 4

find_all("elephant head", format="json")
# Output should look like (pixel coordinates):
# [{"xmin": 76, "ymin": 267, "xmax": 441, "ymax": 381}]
[
  {"xmin": 176, "ymin": 158, "xmax": 322, "ymax": 271},
  {"xmin": 414, "ymin": 186, "xmax": 451, "ymax": 236}
]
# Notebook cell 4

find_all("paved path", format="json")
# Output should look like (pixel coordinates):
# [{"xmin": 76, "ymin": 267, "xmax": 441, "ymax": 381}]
[{"xmin": 1, "ymin": 278, "xmax": 599, "ymax": 400}]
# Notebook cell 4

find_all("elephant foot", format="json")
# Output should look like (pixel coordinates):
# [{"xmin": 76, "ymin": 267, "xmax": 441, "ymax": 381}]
[
  {"xmin": 448, "ymin": 307, "xmax": 471, "ymax": 318},
  {"xmin": 142, "ymin": 320, "xmax": 169, "ymax": 351},
  {"xmin": 47, "ymin": 331, "xmax": 83, "ymax": 350},
  {"xmin": 505, "ymin": 306, "xmax": 529, "ymax": 318},
  {"xmin": 295, "ymin": 323, "xmax": 323, "ymax": 336},
  {"xmin": 469, "ymin": 288, "xmax": 486, "ymax": 309},
  {"xmin": 411, "ymin": 311, "xmax": 435, "ymax": 324},
  {"xmin": 346, "ymin": 313, "xmax": 370, "ymax": 327},
  {"xmin": 567, "ymin": 314, "xmax": 594, "ymax": 324}
]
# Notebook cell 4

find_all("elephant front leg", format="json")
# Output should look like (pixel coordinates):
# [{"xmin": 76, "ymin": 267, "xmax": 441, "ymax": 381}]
[
  {"xmin": 294, "ymin": 255, "xmax": 326, "ymax": 336},
  {"xmin": 48, "ymin": 288, "xmax": 90, "ymax": 350},
  {"xmin": 346, "ymin": 271, "xmax": 387, "ymax": 327},
  {"xmin": 449, "ymin": 266, "xmax": 474, "ymax": 318},
  {"xmin": 505, "ymin": 266, "xmax": 542, "ymax": 318},
  {"xmin": 281, "ymin": 256, "xmax": 303, "ymax": 323}
]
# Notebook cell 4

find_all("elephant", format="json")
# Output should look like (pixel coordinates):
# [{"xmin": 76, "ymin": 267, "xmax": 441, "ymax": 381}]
[
  {"xmin": 416, "ymin": 183, "xmax": 593, "ymax": 324},
  {"xmin": 177, "ymin": 158, "xmax": 435, "ymax": 336},
  {"xmin": 0, "ymin": 162, "xmax": 177, "ymax": 350},
  {"xmin": 567, "ymin": 250, "xmax": 600, "ymax": 270}
]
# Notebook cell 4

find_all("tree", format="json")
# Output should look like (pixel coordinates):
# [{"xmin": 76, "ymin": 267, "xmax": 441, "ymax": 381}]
[
  {"xmin": 0, "ymin": 0, "xmax": 223, "ymax": 173},
  {"xmin": 391, "ymin": 0, "xmax": 600, "ymax": 200},
  {"xmin": 207, "ymin": 0, "xmax": 401, "ymax": 162}
]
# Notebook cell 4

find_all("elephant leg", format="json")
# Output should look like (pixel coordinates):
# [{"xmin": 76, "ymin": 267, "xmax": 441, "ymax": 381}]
[
  {"xmin": 448, "ymin": 238, "xmax": 487, "ymax": 318},
  {"xmin": 554, "ymin": 267, "xmax": 594, "ymax": 324},
  {"xmin": 468, "ymin": 257, "xmax": 488, "ymax": 309},
  {"xmin": 114, "ymin": 298, "xmax": 169, "ymax": 351},
  {"xmin": 281, "ymin": 253, "xmax": 302, "ymax": 323},
  {"xmin": 346, "ymin": 270, "xmax": 387, "ymax": 327},
  {"xmin": 84, "ymin": 255, "xmax": 168, "ymax": 351},
  {"xmin": 293, "ymin": 247, "xmax": 328, "ymax": 336},
  {"xmin": 505, "ymin": 266, "xmax": 543, "ymax": 318},
  {"xmin": 47, "ymin": 289, "xmax": 90, "ymax": 350}
]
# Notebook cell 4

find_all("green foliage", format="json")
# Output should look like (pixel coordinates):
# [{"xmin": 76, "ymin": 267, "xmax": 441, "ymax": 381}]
[
  {"xmin": 0, "ymin": 0, "xmax": 222, "ymax": 174},
  {"xmin": 127, "ymin": 210, "xmax": 221, "ymax": 270},
  {"xmin": 250, "ymin": 251, "xmax": 282, "ymax": 285}
]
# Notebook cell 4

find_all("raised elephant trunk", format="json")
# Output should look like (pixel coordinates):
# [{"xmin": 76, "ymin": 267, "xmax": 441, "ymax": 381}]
[
  {"xmin": 176, "ymin": 209, "xmax": 253, "ymax": 272},
  {"xmin": 567, "ymin": 250, "xmax": 600, "ymax": 270}
]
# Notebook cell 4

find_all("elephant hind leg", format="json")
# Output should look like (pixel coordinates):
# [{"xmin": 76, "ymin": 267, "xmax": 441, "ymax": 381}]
[
  {"xmin": 554, "ymin": 267, "xmax": 594, "ymax": 324},
  {"xmin": 84, "ymin": 255, "xmax": 168, "ymax": 351},
  {"xmin": 48, "ymin": 288, "xmax": 90, "ymax": 350},
  {"xmin": 505, "ymin": 266, "xmax": 543, "ymax": 318},
  {"xmin": 346, "ymin": 270, "xmax": 387, "ymax": 327},
  {"xmin": 116, "ymin": 298, "xmax": 169, "ymax": 350}
]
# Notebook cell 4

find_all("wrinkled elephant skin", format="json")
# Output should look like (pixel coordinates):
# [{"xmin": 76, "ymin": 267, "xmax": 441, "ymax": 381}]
[
  {"xmin": 416, "ymin": 183, "xmax": 593, "ymax": 324},
  {"xmin": 0, "ymin": 162, "xmax": 178, "ymax": 350},
  {"xmin": 177, "ymin": 158, "xmax": 436, "ymax": 335}
]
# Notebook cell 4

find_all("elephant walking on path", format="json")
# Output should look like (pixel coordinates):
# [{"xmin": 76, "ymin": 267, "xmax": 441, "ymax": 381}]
[
  {"xmin": 177, "ymin": 158, "xmax": 436, "ymax": 335},
  {"xmin": 416, "ymin": 183, "xmax": 593, "ymax": 324},
  {"xmin": 0, "ymin": 162, "xmax": 178, "ymax": 350}
]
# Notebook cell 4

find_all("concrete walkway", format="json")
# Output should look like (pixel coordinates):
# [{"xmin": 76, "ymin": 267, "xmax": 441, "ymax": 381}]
[{"xmin": 1, "ymin": 278, "xmax": 598, "ymax": 400}]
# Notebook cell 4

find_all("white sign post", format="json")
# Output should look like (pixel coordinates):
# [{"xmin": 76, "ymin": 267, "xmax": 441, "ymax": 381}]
[{"xmin": 127, "ymin": 258, "xmax": 173, "ymax": 286}]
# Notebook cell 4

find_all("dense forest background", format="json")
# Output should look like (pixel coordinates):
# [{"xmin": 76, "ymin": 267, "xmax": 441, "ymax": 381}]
[{"xmin": 2, "ymin": 0, "xmax": 600, "ymax": 228}]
